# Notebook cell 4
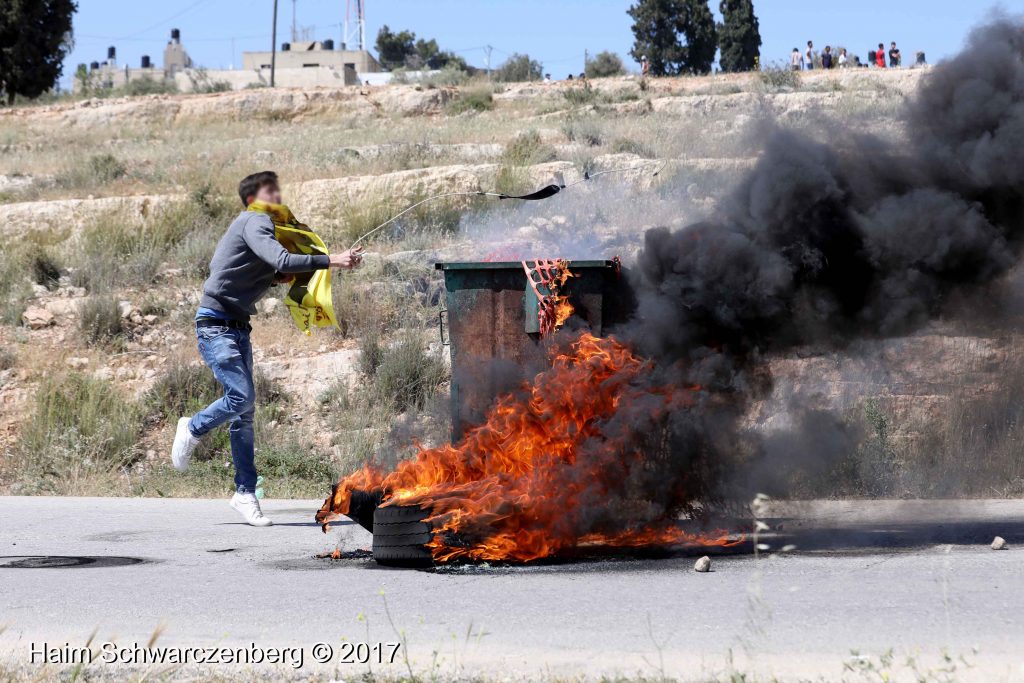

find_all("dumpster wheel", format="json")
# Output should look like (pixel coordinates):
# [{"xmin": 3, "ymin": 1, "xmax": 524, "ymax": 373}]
[{"xmin": 372, "ymin": 505, "xmax": 434, "ymax": 568}]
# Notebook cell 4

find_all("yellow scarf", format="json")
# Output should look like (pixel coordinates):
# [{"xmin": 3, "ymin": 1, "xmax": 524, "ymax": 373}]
[{"xmin": 247, "ymin": 200, "xmax": 339, "ymax": 335}]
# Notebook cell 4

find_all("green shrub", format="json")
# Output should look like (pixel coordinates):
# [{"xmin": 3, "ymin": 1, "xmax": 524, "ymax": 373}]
[
  {"xmin": 563, "ymin": 82, "xmax": 601, "ymax": 107},
  {"xmin": 493, "ymin": 164, "xmax": 533, "ymax": 197},
  {"xmin": 758, "ymin": 64, "xmax": 800, "ymax": 92},
  {"xmin": 124, "ymin": 77, "xmax": 179, "ymax": 96},
  {"xmin": 610, "ymin": 136, "xmax": 655, "ymax": 158},
  {"xmin": 255, "ymin": 436, "xmax": 335, "ymax": 487},
  {"xmin": 446, "ymin": 86, "xmax": 495, "ymax": 114},
  {"xmin": 501, "ymin": 130, "xmax": 556, "ymax": 166},
  {"xmin": 0, "ymin": 244, "xmax": 33, "ymax": 324},
  {"xmin": 371, "ymin": 332, "xmax": 447, "ymax": 412},
  {"xmin": 562, "ymin": 118, "xmax": 604, "ymax": 146},
  {"xmin": 8, "ymin": 374, "xmax": 142, "ymax": 493},
  {"xmin": 55, "ymin": 153, "xmax": 128, "ymax": 190},
  {"xmin": 0, "ymin": 348, "xmax": 15, "ymax": 371},
  {"xmin": 89, "ymin": 153, "xmax": 128, "ymax": 182},
  {"xmin": 31, "ymin": 251, "xmax": 62, "ymax": 289},
  {"xmin": 421, "ymin": 65, "xmax": 470, "ymax": 87},
  {"xmin": 358, "ymin": 326, "xmax": 385, "ymax": 377},
  {"xmin": 78, "ymin": 295, "xmax": 125, "ymax": 347}
]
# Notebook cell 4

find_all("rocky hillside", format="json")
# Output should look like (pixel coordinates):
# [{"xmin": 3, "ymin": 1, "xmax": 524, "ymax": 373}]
[{"xmin": 1, "ymin": 67, "xmax": 1020, "ymax": 499}]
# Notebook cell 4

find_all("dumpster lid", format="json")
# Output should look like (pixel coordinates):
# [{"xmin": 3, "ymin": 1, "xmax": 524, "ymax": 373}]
[{"xmin": 435, "ymin": 260, "xmax": 616, "ymax": 270}]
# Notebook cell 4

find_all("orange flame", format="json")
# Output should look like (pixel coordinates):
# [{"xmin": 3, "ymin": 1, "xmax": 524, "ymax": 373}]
[{"xmin": 318, "ymin": 331, "xmax": 743, "ymax": 562}]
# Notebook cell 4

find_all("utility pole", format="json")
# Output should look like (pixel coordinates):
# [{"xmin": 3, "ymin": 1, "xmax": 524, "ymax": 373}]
[
  {"xmin": 484, "ymin": 44, "xmax": 493, "ymax": 80},
  {"xmin": 271, "ymin": 0, "xmax": 278, "ymax": 87},
  {"xmin": 291, "ymin": 0, "xmax": 297, "ymax": 43},
  {"xmin": 584, "ymin": 49, "xmax": 589, "ymax": 76}
]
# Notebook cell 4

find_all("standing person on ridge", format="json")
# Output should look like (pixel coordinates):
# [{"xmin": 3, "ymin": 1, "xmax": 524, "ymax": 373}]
[
  {"xmin": 170, "ymin": 171, "xmax": 363, "ymax": 527},
  {"xmin": 889, "ymin": 41, "xmax": 902, "ymax": 67}
]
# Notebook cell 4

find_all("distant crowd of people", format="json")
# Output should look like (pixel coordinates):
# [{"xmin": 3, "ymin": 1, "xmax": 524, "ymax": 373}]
[{"xmin": 791, "ymin": 40, "xmax": 927, "ymax": 71}]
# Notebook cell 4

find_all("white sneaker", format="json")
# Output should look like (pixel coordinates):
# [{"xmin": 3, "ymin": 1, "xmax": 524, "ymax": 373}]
[
  {"xmin": 171, "ymin": 417, "xmax": 200, "ymax": 472},
  {"xmin": 230, "ymin": 492, "xmax": 273, "ymax": 527}
]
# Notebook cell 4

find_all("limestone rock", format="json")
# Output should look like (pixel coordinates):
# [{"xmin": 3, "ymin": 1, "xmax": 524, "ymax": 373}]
[
  {"xmin": 65, "ymin": 357, "xmax": 89, "ymax": 370},
  {"xmin": 259, "ymin": 297, "xmax": 281, "ymax": 315},
  {"xmin": 694, "ymin": 556, "xmax": 711, "ymax": 573},
  {"xmin": 369, "ymin": 86, "xmax": 454, "ymax": 116},
  {"xmin": 21, "ymin": 306, "xmax": 55, "ymax": 329},
  {"xmin": 991, "ymin": 536, "xmax": 1007, "ymax": 550}
]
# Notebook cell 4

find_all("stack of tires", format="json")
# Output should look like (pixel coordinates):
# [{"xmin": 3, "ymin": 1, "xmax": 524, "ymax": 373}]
[{"xmin": 371, "ymin": 505, "xmax": 434, "ymax": 567}]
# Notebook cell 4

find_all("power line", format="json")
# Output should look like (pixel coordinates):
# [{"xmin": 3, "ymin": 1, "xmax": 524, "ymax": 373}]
[
  {"xmin": 76, "ymin": 33, "xmax": 269, "ymax": 43},
  {"xmin": 114, "ymin": 0, "xmax": 213, "ymax": 41}
]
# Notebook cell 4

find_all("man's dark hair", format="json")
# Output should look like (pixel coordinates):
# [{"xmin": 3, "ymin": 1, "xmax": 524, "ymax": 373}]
[{"xmin": 238, "ymin": 171, "xmax": 278, "ymax": 206}]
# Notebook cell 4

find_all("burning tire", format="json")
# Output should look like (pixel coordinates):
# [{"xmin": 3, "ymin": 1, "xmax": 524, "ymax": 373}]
[{"xmin": 371, "ymin": 505, "xmax": 434, "ymax": 568}]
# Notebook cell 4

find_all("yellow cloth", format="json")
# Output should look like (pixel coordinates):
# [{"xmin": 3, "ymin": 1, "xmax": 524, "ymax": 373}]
[{"xmin": 247, "ymin": 201, "xmax": 338, "ymax": 335}]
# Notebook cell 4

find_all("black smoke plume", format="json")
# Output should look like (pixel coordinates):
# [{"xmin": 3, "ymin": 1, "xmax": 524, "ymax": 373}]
[{"xmin": 619, "ymin": 17, "xmax": 1024, "ymax": 505}]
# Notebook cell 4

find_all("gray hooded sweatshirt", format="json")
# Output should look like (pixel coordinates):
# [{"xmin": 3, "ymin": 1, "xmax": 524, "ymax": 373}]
[{"xmin": 198, "ymin": 211, "xmax": 329, "ymax": 321}]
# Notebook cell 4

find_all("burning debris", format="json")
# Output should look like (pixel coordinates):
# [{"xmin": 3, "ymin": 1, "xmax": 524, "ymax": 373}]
[
  {"xmin": 319, "ymin": 19, "xmax": 1024, "ymax": 567},
  {"xmin": 317, "ymin": 329, "xmax": 741, "ymax": 564}
]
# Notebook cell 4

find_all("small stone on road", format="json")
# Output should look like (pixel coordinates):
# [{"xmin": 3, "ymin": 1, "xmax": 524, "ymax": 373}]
[{"xmin": 694, "ymin": 556, "xmax": 711, "ymax": 573}]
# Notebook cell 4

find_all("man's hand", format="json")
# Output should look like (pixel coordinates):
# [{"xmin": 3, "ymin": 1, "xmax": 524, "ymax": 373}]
[{"xmin": 329, "ymin": 247, "xmax": 364, "ymax": 270}]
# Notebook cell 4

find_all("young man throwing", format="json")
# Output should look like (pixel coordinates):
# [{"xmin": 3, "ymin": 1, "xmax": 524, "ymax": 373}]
[{"xmin": 170, "ymin": 171, "xmax": 362, "ymax": 526}]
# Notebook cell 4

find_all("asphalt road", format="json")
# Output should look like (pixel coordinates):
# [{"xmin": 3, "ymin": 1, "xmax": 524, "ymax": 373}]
[{"xmin": 0, "ymin": 497, "xmax": 1022, "ymax": 681}]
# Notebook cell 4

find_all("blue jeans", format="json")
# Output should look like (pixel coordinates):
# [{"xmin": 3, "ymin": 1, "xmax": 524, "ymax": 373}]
[{"xmin": 188, "ymin": 325, "xmax": 257, "ymax": 493}]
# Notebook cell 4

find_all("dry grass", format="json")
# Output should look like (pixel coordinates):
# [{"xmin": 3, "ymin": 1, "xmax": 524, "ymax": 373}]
[{"xmin": 0, "ymin": 70, "xmax": 956, "ymax": 500}]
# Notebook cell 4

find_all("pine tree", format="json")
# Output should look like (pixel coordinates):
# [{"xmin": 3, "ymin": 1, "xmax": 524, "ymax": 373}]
[
  {"xmin": 374, "ymin": 25, "xmax": 417, "ymax": 70},
  {"xmin": 717, "ymin": 0, "xmax": 762, "ymax": 72},
  {"xmin": 628, "ymin": 0, "xmax": 718, "ymax": 76},
  {"xmin": 0, "ymin": 0, "xmax": 77, "ymax": 105}
]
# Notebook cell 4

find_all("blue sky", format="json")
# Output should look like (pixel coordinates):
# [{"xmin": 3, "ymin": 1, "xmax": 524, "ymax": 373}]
[{"xmin": 64, "ymin": 1, "xmax": 1023, "ymax": 86}]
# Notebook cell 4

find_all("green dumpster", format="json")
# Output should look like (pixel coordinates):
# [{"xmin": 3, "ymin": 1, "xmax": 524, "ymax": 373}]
[{"xmin": 435, "ymin": 260, "xmax": 628, "ymax": 440}]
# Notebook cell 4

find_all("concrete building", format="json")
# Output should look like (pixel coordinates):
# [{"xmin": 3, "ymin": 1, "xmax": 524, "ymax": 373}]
[
  {"xmin": 242, "ymin": 41, "xmax": 381, "ymax": 75},
  {"xmin": 75, "ymin": 31, "xmax": 195, "ymax": 93},
  {"xmin": 163, "ymin": 28, "xmax": 193, "ymax": 76},
  {"xmin": 73, "ymin": 32, "xmax": 384, "ymax": 94}
]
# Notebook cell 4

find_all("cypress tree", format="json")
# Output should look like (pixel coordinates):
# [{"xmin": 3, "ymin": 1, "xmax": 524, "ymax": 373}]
[
  {"xmin": 718, "ymin": 0, "xmax": 762, "ymax": 72},
  {"xmin": 0, "ymin": 0, "xmax": 77, "ymax": 104},
  {"xmin": 683, "ymin": 0, "xmax": 718, "ymax": 75}
]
